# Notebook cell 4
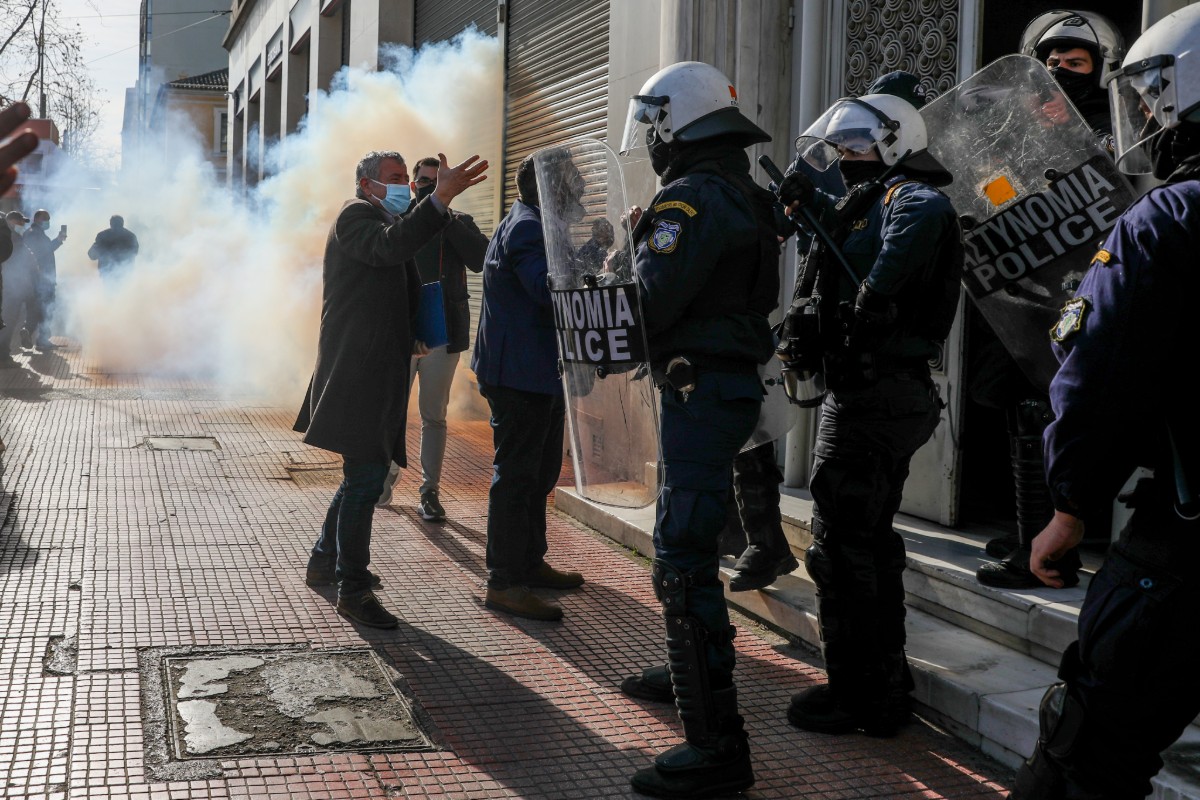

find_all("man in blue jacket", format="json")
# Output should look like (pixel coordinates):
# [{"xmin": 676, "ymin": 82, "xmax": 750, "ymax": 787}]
[{"xmin": 471, "ymin": 153, "xmax": 584, "ymax": 623}]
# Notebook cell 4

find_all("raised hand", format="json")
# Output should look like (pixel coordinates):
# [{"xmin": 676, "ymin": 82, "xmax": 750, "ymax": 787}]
[
  {"xmin": 433, "ymin": 154, "xmax": 489, "ymax": 208},
  {"xmin": 0, "ymin": 103, "xmax": 40, "ymax": 196}
]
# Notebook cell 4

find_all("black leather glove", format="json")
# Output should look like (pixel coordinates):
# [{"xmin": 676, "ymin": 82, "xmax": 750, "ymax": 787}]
[
  {"xmin": 853, "ymin": 280, "xmax": 898, "ymax": 329},
  {"xmin": 777, "ymin": 169, "xmax": 815, "ymax": 208}
]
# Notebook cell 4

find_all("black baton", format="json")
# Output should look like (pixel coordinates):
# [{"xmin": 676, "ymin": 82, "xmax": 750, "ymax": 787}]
[{"xmin": 759, "ymin": 154, "xmax": 861, "ymax": 286}]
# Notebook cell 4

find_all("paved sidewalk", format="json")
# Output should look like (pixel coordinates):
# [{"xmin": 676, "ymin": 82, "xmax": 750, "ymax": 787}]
[{"xmin": 1, "ymin": 343, "xmax": 1012, "ymax": 799}]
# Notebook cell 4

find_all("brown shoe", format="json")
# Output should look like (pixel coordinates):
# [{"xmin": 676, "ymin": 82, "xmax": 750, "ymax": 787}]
[
  {"xmin": 525, "ymin": 561, "xmax": 584, "ymax": 590},
  {"xmin": 485, "ymin": 586, "xmax": 564, "ymax": 621},
  {"xmin": 335, "ymin": 592, "xmax": 399, "ymax": 629}
]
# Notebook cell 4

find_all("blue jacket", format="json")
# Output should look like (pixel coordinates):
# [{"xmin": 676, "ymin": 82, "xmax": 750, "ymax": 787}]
[
  {"xmin": 1045, "ymin": 178, "xmax": 1200, "ymax": 519},
  {"xmin": 471, "ymin": 200, "xmax": 560, "ymax": 395}
]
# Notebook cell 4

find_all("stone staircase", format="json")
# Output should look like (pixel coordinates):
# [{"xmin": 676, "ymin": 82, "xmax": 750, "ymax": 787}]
[{"xmin": 554, "ymin": 486, "xmax": 1200, "ymax": 799}]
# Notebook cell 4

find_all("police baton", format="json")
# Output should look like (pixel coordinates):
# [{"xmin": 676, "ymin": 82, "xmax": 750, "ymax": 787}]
[{"xmin": 758, "ymin": 154, "xmax": 861, "ymax": 286}]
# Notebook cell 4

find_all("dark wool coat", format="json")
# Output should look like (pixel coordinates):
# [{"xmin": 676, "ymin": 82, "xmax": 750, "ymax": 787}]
[{"xmin": 294, "ymin": 196, "xmax": 450, "ymax": 466}]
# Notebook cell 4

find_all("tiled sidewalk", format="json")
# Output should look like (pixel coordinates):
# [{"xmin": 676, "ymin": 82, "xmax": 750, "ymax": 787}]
[{"xmin": 0, "ymin": 343, "xmax": 1012, "ymax": 799}]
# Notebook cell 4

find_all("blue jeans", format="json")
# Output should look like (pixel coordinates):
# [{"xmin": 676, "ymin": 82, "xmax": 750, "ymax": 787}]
[
  {"xmin": 311, "ymin": 457, "xmax": 390, "ymax": 598},
  {"xmin": 480, "ymin": 383, "xmax": 565, "ymax": 590}
]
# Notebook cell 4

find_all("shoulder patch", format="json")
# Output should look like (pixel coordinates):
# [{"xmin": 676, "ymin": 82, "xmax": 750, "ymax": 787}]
[
  {"xmin": 653, "ymin": 199, "xmax": 699, "ymax": 217},
  {"xmin": 1050, "ymin": 296, "xmax": 1090, "ymax": 343},
  {"xmin": 648, "ymin": 219, "xmax": 683, "ymax": 254},
  {"xmin": 1091, "ymin": 249, "xmax": 1113, "ymax": 266},
  {"xmin": 884, "ymin": 180, "xmax": 920, "ymax": 205}
]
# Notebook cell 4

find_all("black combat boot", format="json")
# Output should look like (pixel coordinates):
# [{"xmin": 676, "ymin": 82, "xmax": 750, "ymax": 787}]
[
  {"xmin": 631, "ymin": 686, "xmax": 754, "ymax": 798},
  {"xmin": 729, "ymin": 443, "xmax": 797, "ymax": 592},
  {"xmin": 978, "ymin": 545, "xmax": 1081, "ymax": 589},
  {"xmin": 728, "ymin": 543, "xmax": 799, "ymax": 591},
  {"xmin": 621, "ymin": 664, "xmax": 675, "ymax": 704}
]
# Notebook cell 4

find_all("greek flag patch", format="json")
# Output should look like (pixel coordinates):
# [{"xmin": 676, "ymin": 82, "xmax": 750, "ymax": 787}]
[
  {"xmin": 1050, "ymin": 296, "xmax": 1089, "ymax": 343},
  {"xmin": 649, "ymin": 219, "xmax": 682, "ymax": 254}
]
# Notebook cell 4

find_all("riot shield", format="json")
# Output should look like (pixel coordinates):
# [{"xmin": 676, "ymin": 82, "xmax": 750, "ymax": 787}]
[
  {"xmin": 921, "ymin": 55, "xmax": 1136, "ymax": 392},
  {"xmin": 741, "ymin": 351, "xmax": 799, "ymax": 453},
  {"xmin": 533, "ymin": 139, "xmax": 662, "ymax": 509}
]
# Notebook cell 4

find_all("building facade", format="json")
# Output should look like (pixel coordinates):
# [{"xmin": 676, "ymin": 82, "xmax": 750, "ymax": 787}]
[
  {"xmin": 123, "ymin": 0, "xmax": 232, "ymax": 159},
  {"xmin": 221, "ymin": 0, "xmax": 1196, "ymax": 527},
  {"xmin": 149, "ymin": 69, "xmax": 230, "ymax": 182}
]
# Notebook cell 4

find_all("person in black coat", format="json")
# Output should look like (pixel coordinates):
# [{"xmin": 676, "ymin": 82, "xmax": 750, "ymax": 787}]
[
  {"xmin": 295, "ymin": 149, "xmax": 487, "ymax": 629},
  {"xmin": 87, "ymin": 216, "xmax": 139, "ymax": 279}
]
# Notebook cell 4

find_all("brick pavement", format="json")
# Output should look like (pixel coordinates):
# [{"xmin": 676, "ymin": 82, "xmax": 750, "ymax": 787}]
[{"xmin": 0, "ymin": 342, "xmax": 1013, "ymax": 799}]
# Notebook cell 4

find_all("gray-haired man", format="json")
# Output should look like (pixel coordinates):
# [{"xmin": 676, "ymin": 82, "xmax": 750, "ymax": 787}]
[{"xmin": 295, "ymin": 149, "xmax": 487, "ymax": 629}]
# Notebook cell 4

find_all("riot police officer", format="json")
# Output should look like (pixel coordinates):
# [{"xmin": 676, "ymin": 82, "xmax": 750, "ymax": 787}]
[
  {"xmin": 974, "ymin": 11, "xmax": 1126, "ymax": 589},
  {"xmin": 1014, "ymin": 7, "xmax": 1200, "ymax": 797},
  {"xmin": 617, "ymin": 61, "xmax": 779, "ymax": 798},
  {"xmin": 1020, "ymin": 10, "xmax": 1125, "ymax": 142},
  {"xmin": 775, "ymin": 92, "xmax": 961, "ymax": 736}
]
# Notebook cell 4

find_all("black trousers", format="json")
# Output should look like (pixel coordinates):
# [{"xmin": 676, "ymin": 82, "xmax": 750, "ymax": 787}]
[
  {"xmin": 1017, "ymin": 486, "xmax": 1200, "ymax": 799},
  {"xmin": 806, "ymin": 372, "xmax": 939, "ymax": 705}
]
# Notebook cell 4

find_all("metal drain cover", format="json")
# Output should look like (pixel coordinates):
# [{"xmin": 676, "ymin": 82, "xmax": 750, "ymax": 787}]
[
  {"xmin": 160, "ymin": 648, "xmax": 434, "ymax": 761},
  {"xmin": 145, "ymin": 436, "xmax": 221, "ymax": 451}
]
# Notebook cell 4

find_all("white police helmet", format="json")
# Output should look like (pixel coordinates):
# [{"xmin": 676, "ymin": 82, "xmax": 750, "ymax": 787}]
[
  {"xmin": 1019, "ymin": 10, "xmax": 1125, "ymax": 83},
  {"xmin": 796, "ymin": 93, "xmax": 928, "ymax": 170},
  {"xmin": 1106, "ymin": 4, "xmax": 1200, "ymax": 174},
  {"xmin": 619, "ymin": 61, "xmax": 770, "ymax": 156}
]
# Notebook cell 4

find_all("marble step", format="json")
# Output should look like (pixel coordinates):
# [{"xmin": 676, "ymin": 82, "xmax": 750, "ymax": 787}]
[{"xmin": 555, "ymin": 486, "xmax": 1200, "ymax": 798}]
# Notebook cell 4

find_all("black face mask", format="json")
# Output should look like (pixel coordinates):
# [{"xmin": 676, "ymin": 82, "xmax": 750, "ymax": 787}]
[
  {"xmin": 838, "ymin": 159, "xmax": 887, "ymax": 187},
  {"xmin": 1049, "ymin": 66, "xmax": 1099, "ymax": 107},
  {"xmin": 1149, "ymin": 123, "xmax": 1200, "ymax": 181},
  {"xmin": 647, "ymin": 128, "xmax": 673, "ymax": 176},
  {"xmin": 415, "ymin": 183, "xmax": 436, "ymax": 201}
]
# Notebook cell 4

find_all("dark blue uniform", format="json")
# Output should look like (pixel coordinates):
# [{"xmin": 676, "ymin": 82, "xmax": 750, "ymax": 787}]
[
  {"xmin": 798, "ymin": 173, "xmax": 960, "ymax": 729},
  {"xmin": 634, "ymin": 149, "xmax": 777, "ymax": 681},
  {"xmin": 1015, "ymin": 178, "xmax": 1200, "ymax": 799}
]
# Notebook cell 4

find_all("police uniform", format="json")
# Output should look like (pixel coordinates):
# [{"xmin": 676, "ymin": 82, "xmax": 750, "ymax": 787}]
[
  {"xmin": 629, "ymin": 144, "xmax": 778, "ymax": 797},
  {"xmin": 1014, "ymin": 176, "xmax": 1200, "ymax": 799},
  {"xmin": 792, "ymin": 171, "xmax": 961, "ymax": 733}
]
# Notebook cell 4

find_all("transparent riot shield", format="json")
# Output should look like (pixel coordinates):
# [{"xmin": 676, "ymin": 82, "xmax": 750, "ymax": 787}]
[
  {"xmin": 741, "ymin": 352, "xmax": 799, "ymax": 453},
  {"xmin": 533, "ymin": 139, "xmax": 662, "ymax": 508},
  {"xmin": 921, "ymin": 55, "xmax": 1136, "ymax": 392}
]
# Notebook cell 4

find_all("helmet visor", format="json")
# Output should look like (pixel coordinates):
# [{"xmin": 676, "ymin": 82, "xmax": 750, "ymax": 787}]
[
  {"xmin": 1108, "ymin": 57, "xmax": 1173, "ymax": 175},
  {"xmin": 620, "ymin": 94, "xmax": 667, "ymax": 156},
  {"xmin": 793, "ymin": 99, "xmax": 888, "ymax": 172}
]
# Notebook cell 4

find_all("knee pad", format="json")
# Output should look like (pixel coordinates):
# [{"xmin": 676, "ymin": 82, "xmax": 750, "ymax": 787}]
[{"xmin": 1038, "ymin": 682, "xmax": 1086, "ymax": 763}]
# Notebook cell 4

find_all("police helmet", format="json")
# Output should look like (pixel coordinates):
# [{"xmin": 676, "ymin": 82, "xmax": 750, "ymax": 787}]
[
  {"xmin": 795, "ymin": 93, "xmax": 949, "ymax": 184},
  {"xmin": 619, "ymin": 61, "xmax": 770, "ymax": 156},
  {"xmin": 1107, "ymin": 4, "xmax": 1200, "ymax": 174},
  {"xmin": 1019, "ymin": 11, "xmax": 1125, "ymax": 84}
]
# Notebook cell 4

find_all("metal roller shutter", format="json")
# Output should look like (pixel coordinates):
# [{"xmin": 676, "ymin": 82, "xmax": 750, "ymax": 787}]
[
  {"xmin": 414, "ymin": 0, "xmax": 499, "ymax": 43},
  {"xmin": 503, "ymin": 0, "xmax": 609, "ymax": 211},
  {"xmin": 413, "ymin": 0, "xmax": 502, "ymax": 350}
]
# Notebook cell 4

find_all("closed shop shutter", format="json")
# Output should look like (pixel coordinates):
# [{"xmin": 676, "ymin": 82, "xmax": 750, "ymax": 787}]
[
  {"xmin": 503, "ymin": 0, "xmax": 609, "ymax": 211},
  {"xmin": 413, "ymin": 0, "xmax": 502, "ymax": 351},
  {"xmin": 414, "ymin": 0, "xmax": 499, "ymax": 44}
]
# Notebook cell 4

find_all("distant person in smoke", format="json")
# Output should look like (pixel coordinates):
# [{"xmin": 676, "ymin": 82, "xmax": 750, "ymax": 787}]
[
  {"xmin": 294, "ymin": 149, "xmax": 487, "ymax": 630},
  {"xmin": 376, "ymin": 156, "xmax": 489, "ymax": 522},
  {"xmin": 87, "ymin": 216, "xmax": 139, "ymax": 279},
  {"xmin": 0, "ymin": 211, "xmax": 36, "ymax": 368},
  {"xmin": 21, "ymin": 209, "xmax": 65, "ymax": 350}
]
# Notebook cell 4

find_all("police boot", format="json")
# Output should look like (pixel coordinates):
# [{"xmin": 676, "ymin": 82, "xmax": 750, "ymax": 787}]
[
  {"xmin": 870, "ymin": 651, "xmax": 915, "ymax": 737},
  {"xmin": 631, "ymin": 561, "xmax": 754, "ymax": 798},
  {"xmin": 977, "ymin": 545, "xmax": 1082, "ymax": 589},
  {"xmin": 729, "ymin": 443, "xmax": 797, "ymax": 592},
  {"xmin": 621, "ymin": 663, "xmax": 675, "ymax": 704},
  {"xmin": 728, "ymin": 543, "xmax": 799, "ymax": 592},
  {"xmin": 979, "ymin": 400, "xmax": 1057, "ymax": 588}
]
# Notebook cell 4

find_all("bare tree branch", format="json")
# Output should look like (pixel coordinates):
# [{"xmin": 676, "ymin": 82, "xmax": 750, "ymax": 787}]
[{"xmin": 0, "ymin": 1, "xmax": 38, "ymax": 61}]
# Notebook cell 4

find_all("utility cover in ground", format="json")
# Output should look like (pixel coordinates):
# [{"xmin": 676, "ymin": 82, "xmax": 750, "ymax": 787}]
[
  {"xmin": 162, "ymin": 648, "xmax": 434, "ymax": 759},
  {"xmin": 145, "ymin": 436, "xmax": 221, "ymax": 451}
]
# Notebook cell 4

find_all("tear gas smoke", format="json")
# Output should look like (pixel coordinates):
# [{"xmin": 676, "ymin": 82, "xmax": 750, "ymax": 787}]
[{"xmin": 46, "ymin": 30, "xmax": 501, "ymax": 406}]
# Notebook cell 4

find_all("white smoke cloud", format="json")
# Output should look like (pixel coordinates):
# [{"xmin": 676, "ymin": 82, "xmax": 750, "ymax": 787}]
[{"xmin": 45, "ymin": 29, "xmax": 502, "ymax": 405}]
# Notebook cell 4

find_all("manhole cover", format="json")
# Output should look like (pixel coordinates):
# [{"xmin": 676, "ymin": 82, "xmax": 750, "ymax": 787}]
[
  {"xmin": 286, "ymin": 465, "xmax": 344, "ymax": 487},
  {"xmin": 145, "ymin": 436, "xmax": 221, "ymax": 451},
  {"xmin": 160, "ymin": 648, "xmax": 434, "ymax": 760}
]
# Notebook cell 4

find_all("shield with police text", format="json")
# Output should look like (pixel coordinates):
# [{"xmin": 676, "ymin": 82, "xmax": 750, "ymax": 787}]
[
  {"xmin": 921, "ymin": 55, "xmax": 1136, "ymax": 392},
  {"xmin": 533, "ymin": 139, "xmax": 661, "ymax": 509}
]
